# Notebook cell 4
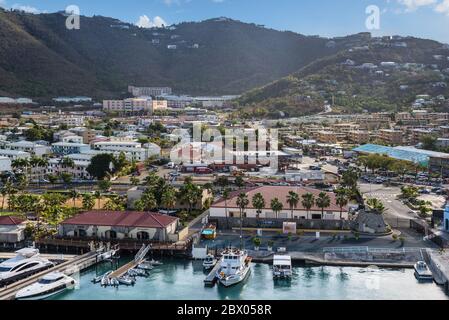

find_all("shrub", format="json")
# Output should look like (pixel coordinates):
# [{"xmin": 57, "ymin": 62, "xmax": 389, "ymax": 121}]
[
  {"xmin": 253, "ymin": 237, "xmax": 261, "ymax": 247},
  {"xmin": 392, "ymin": 234, "xmax": 399, "ymax": 241}
]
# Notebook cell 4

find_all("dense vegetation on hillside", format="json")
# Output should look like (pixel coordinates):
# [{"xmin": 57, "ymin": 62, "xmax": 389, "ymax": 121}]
[
  {"xmin": 236, "ymin": 36, "xmax": 449, "ymax": 117},
  {"xmin": 0, "ymin": 10, "xmax": 341, "ymax": 99}
]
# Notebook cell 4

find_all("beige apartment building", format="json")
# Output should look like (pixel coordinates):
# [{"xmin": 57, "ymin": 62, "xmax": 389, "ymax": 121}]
[
  {"xmin": 348, "ymin": 130, "xmax": 370, "ymax": 144},
  {"xmin": 379, "ymin": 129, "xmax": 403, "ymax": 145}
]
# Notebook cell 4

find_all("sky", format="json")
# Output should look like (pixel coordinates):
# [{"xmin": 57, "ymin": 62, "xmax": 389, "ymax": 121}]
[{"xmin": 1, "ymin": 0, "xmax": 449, "ymax": 43}]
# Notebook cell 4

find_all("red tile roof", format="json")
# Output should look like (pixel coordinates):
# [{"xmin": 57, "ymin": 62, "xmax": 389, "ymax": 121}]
[
  {"xmin": 0, "ymin": 216, "xmax": 25, "ymax": 226},
  {"xmin": 61, "ymin": 211, "xmax": 178, "ymax": 229},
  {"xmin": 212, "ymin": 186, "xmax": 346, "ymax": 212}
]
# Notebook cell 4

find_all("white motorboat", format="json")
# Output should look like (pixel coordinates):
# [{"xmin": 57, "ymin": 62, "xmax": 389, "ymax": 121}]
[
  {"xmin": 117, "ymin": 275, "xmax": 136, "ymax": 286},
  {"xmin": 148, "ymin": 259, "xmax": 163, "ymax": 266},
  {"xmin": 414, "ymin": 261, "xmax": 433, "ymax": 281},
  {"xmin": 137, "ymin": 261, "xmax": 154, "ymax": 271},
  {"xmin": 203, "ymin": 254, "xmax": 217, "ymax": 270},
  {"xmin": 273, "ymin": 255, "xmax": 292, "ymax": 279},
  {"xmin": 100, "ymin": 271, "xmax": 112, "ymax": 286},
  {"xmin": 216, "ymin": 249, "xmax": 252, "ymax": 287},
  {"xmin": 128, "ymin": 268, "xmax": 148, "ymax": 277},
  {"xmin": 15, "ymin": 272, "xmax": 76, "ymax": 300},
  {"xmin": 0, "ymin": 248, "xmax": 54, "ymax": 285}
]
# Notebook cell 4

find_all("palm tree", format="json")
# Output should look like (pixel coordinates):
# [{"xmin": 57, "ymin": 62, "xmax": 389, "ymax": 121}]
[
  {"xmin": 301, "ymin": 193, "xmax": 315, "ymax": 219},
  {"xmin": 0, "ymin": 181, "xmax": 14, "ymax": 210},
  {"xmin": 252, "ymin": 192, "xmax": 265, "ymax": 221},
  {"xmin": 286, "ymin": 191, "xmax": 299, "ymax": 219},
  {"xmin": 315, "ymin": 192, "xmax": 331, "ymax": 219},
  {"xmin": 236, "ymin": 193, "xmax": 249, "ymax": 249},
  {"xmin": 82, "ymin": 193, "xmax": 95, "ymax": 210},
  {"xmin": 335, "ymin": 188, "xmax": 349, "ymax": 220},
  {"xmin": 69, "ymin": 189, "xmax": 79, "ymax": 208},
  {"xmin": 222, "ymin": 188, "xmax": 231, "ymax": 229},
  {"xmin": 270, "ymin": 198, "xmax": 283, "ymax": 219},
  {"xmin": 61, "ymin": 157, "xmax": 75, "ymax": 169},
  {"xmin": 161, "ymin": 186, "xmax": 177, "ymax": 211},
  {"xmin": 180, "ymin": 182, "xmax": 202, "ymax": 214},
  {"xmin": 366, "ymin": 198, "xmax": 387, "ymax": 215},
  {"xmin": 93, "ymin": 190, "xmax": 102, "ymax": 210},
  {"xmin": 135, "ymin": 191, "xmax": 157, "ymax": 212}
]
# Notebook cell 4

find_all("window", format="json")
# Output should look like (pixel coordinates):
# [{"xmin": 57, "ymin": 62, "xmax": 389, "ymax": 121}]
[{"xmin": 15, "ymin": 262, "xmax": 40, "ymax": 272}]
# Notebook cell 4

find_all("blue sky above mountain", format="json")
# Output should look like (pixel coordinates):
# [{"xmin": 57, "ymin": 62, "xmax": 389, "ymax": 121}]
[{"xmin": 1, "ymin": 0, "xmax": 449, "ymax": 42}]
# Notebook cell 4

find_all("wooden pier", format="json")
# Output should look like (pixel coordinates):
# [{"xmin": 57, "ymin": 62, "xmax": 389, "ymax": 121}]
[{"xmin": 108, "ymin": 245, "xmax": 151, "ymax": 280}]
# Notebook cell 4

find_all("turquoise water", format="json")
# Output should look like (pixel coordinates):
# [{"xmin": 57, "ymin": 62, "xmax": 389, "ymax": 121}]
[{"xmin": 52, "ymin": 258, "xmax": 448, "ymax": 300}]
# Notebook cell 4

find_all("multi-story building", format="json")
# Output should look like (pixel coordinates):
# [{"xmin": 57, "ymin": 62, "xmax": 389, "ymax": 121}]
[
  {"xmin": 348, "ymin": 131, "xmax": 370, "ymax": 144},
  {"xmin": 410, "ymin": 128, "xmax": 435, "ymax": 145},
  {"xmin": 51, "ymin": 142, "xmax": 91, "ymax": 156},
  {"xmin": 92, "ymin": 141, "xmax": 159, "ymax": 162},
  {"xmin": 0, "ymin": 150, "xmax": 31, "ymax": 161},
  {"xmin": 379, "ymin": 129, "xmax": 403, "ymax": 145},
  {"xmin": 46, "ymin": 153, "xmax": 93, "ymax": 180},
  {"xmin": 103, "ymin": 98, "xmax": 152, "ymax": 113},
  {"xmin": 128, "ymin": 86, "xmax": 172, "ymax": 97},
  {"xmin": 316, "ymin": 131, "xmax": 338, "ymax": 144},
  {"xmin": 152, "ymin": 100, "xmax": 168, "ymax": 112},
  {"xmin": 6, "ymin": 141, "xmax": 50, "ymax": 157}
]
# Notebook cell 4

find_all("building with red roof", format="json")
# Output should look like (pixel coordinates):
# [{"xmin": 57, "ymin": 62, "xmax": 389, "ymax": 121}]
[
  {"xmin": 58, "ymin": 211, "xmax": 179, "ymax": 242},
  {"xmin": 0, "ymin": 216, "xmax": 26, "ymax": 244},
  {"xmin": 210, "ymin": 186, "xmax": 349, "ymax": 221}
]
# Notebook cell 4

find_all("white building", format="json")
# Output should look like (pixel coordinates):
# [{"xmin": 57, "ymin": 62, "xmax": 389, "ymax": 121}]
[
  {"xmin": 103, "ymin": 98, "xmax": 152, "ymax": 113},
  {"xmin": 0, "ymin": 150, "xmax": 31, "ymax": 161},
  {"xmin": 6, "ymin": 141, "xmax": 50, "ymax": 157},
  {"xmin": 0, "ymin": 156, "xmax": 12, "ymax": 172},
  {"xmin": 47, "ymin": 153, "xmax": 93, "ymax": 180},
  {"xmin": 93, "ymin": 141, "xmax": 159, "ymax": 162}
]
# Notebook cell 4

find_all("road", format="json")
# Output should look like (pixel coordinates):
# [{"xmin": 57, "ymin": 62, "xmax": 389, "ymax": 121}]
[{"xmin": 359, "ymin": 183, "xmax": 416, "ymax": 220}]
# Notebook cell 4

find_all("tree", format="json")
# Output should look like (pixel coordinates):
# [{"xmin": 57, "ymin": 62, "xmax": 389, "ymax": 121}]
[
  {"xmin": 59, "ymin": 173, "xmax": 72, "ymax": 186},
  {"xmin": 87, "ymin": 153, "xmax": 114, "ymax": 180},
  {"xmin": 97, "ymin": 180, "xmax": 112, "ymax": 193},
  {"xmin": 215, "ymin": 176, "xmax": 229, "ymax": 190},
  {"xmin": 180, "ymin": 180, "xmax": 202, "ymax": 213},
  {"xmin": 0, "ymin": 181, "xmax": 15, "ymax": 210},
  {"xmin": 130, "ymin": 176, "xmax": 140, "ymax": 186},
  {"xmin": 400, "ymin": 186, "xmax": 419, "ymax": 201},
  {"xmin": 286, "ymin": 191, "xmax": 299, "ymax": 219},
  {"xmin": 161, "ymin": 186, "xmax": 177, "ymax": 210},
  {"xmin": 113, "ymin": 152, "xmax": 129, "ymax": 173},
  {"xmin": 222, "ymin": 188, "xmax": 231, "ymax": 229},
  {"xmin": 47, "ymin": 174, "xmax": 58, "ymax": 186},
  {"xmin": 270, "ymin": 198, "xmax": 283, "ymax": 219},
  {"xmin": 104, "ymin": 196, "xmax": 126, "ymax": 211},
  {"xmin": 335, "ymin": 188, "xmax": 349, "ymax": 220},
  {"xmin": 93, "ymin": 191, "xmax": 102, "ymax": 210},
  {"xmin": 366, "ymin": 198, "xmax": 387, "ymax": 215},
  {"xmin": 69, "ymin": 189, "xmax": 79, "ymax": 208},
  {"xmin": 235, "ymin": 176, "xmax": 245, "ymax": 189},
  {"xmin": 41, "ymin": 192, "xmax": 68, "ymax": 208},
  {"xmin": 301, "ymin": 193, "xmax": 315, "ymax": 219},
  {"xmin": 421, "ymin": 135, "xmax": 438, "ymax": 151},
  {"xmin": 252, "ymin": 193, "xmax": 265, "ymax": 220},
  {"xmin": 134, "ymin": 190, "xmax": 157, "ymax": 212},
  {"xmin": 61, "ymin": 157, "xmax": 75, "ymax": 169},
  {"xmin": 418, "ymin": 204, "xmax": 432, "ymax": 218},
  {"xmin": 82, "ymin": 194, "xmax": 95, "ymax": 210},
  {"xmin": 315, "ymin": 192, "xmax": 331, "ymax": 219},
  {"xmin": 236, "ymin": 193, "xmax": 249, "ymax": 249}
]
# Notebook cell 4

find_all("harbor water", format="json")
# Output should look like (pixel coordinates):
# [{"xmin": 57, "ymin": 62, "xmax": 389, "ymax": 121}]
[{"xmin": 50, "ymin": 258, "xmax": 449, "ymax": 300}]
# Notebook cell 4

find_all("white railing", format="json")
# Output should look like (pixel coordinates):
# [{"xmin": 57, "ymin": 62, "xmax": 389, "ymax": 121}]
[{"xmin": 323, "ymin": 247, "xmax": 424, "ymax": 254}]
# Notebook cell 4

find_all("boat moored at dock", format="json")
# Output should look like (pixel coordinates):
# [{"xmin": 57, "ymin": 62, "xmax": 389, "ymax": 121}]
[
  {"xmin": 414, "ymin": 261, "xmax": 433, "ymax": 281},
  {"xmin": 216, "ymin": 249, "xmax": 252, "ymax": 287},
  {"xmin": 273, "ymin": 255, "xmax": 292, "ymax": 279},
  {"xmin": 203, "ymin": 254, "xmax": 217, "ymax": 270},
  {"xmin": 15, "ymin": 272, "xmax": 76, "ymax": 300}
]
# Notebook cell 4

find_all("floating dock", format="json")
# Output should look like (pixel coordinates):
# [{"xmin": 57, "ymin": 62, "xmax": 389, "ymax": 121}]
[
  {"xmin": 108, "ymin": 244, "xmax": 151, "ymax": 281},
  {"xmin": 204, "ymin": 261, "xmax": 221, "ymax": 287}
]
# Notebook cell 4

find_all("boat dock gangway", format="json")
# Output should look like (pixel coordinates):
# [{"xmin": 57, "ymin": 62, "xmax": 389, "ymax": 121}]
[
  {"xmin": 204, "ymin": 260, "xmax": 222, "ymax": 287},
  {"xmin": 107, "ymin": 244, "xmax": 151, "ymax": 280}
]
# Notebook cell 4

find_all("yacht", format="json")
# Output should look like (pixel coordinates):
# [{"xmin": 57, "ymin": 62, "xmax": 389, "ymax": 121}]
[
  {"xmin": 414, "ymin": 261, "xmax": 433, "ymax": 281},
  {"xmin": 0, "ymin": 248, "xmax": 54, "ymax": 286},
  {"xmin": 203, "ymin": 254, "xmax": 218, "ymax": 270},
  {"xmin": 216, "ymin": 249, "xmax": 252, "ymax": 287},
  {"xmin": 15, "ymin": 272, "xmax": 76, "ymax": 300},
  {"xmin": 273, "ymin": 255, "xmax": 292, "ymax": 279}
]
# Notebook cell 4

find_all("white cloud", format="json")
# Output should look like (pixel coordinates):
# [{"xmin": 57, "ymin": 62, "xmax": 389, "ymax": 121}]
[
  {"xmin": 136, "ymin": 15, "xmax": 168, "ymax": 28},
  {"xmin": 11, "ymin": 3, "xmax": 44, "ymax": 14},
  {"xmin": 397, "ymin": 0, "xmax": 436, "ymax": 11},
  {"xmin": 0, "ymin": 0, "xmax": 6, "ymax": 8},
  {"xmin": 435, "ymin": 0, "xmax": 449, "ymax": 15}
]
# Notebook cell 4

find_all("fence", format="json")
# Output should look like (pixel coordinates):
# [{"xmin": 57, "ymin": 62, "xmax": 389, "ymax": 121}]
[
  {"xmin": 323, "ymin": 246, "xmax": 423, "ymax": 254},
  {"xmin": 385, "ymin": 217, "xmax": 412, "ymax": 229}
]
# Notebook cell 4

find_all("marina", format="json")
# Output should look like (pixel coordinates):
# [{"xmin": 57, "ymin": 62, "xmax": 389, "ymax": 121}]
[{"xmin": 48, "ymin": 258, "xmax": 449, "ymax": 300}]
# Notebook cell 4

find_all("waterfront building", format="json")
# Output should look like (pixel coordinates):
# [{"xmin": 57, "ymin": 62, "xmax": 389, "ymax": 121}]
[
  {"xmin": 58, "ymin": 211, "xmax": 179, "ymax": 242},
  {"xmin": 209, "ymin": 186, "xmax": 348, "ymax": 221},
  {"xmin": 0, "ymin": 216, "xmax": 26, "ymax": 244}
]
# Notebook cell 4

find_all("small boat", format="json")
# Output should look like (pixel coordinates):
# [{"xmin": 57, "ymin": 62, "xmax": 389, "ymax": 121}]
[
  {"xmin": 148, "ymin": 259, "xmax": 163, "ymax": 266},
  {"xmin": 414, "ymin": 261, "xmax": 433, "ymax": 281},
  {"xmin": 201, "ymin": 225, "xmax": 217, "ymax": 240},
  {"xmin": 216, "ymin": 249, "xmax": 252, "ymax": 287},
  {"xmin": 203, "ymin": 254, "xmax": 217, "ymax": 270},
  {"xmin": 100, "ymin": 271, "xmax": 112, "ymax": 286},
  {"xmin": 137, "ymin": 261, "xmax": 154, "ymax": 271},
  {"xmin": 110, "ymin": 278, "xmax": 120, "ymax": 287},
  {"xmin": 128, "ymin": 268, "xmax": 148, "ymax": 277},
  {"xmin": 273, "ymin": 255, "xmax": 292, "ymax": 279},
  {"xmin": 118, "ymin": 275, "xmax": 135, "ymax": 286},
  {"xmin": 15, "ymin": 272, "xmax": 76, "ymax": 300}
]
